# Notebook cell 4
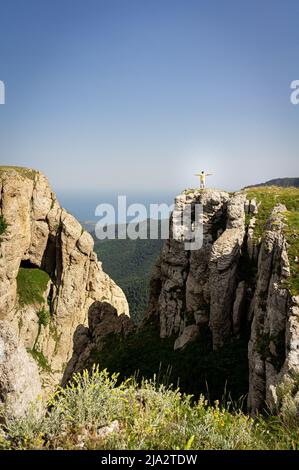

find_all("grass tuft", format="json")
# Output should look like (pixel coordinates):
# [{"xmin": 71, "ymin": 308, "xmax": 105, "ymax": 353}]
[
  {"xmin": 0, "ymin": 166, "xmax": 37, "ymax": 181},
  {"xmin": 17, "ymin": 268, "xmax": 50, "ymax": 307},
  {"xmin": 283, "ymin": 210, "xmax": 299, "ymax": 295},
  {"xmin": 37, "ymin": 308, "xmax": 51, "ymax": 327},
  {"xmin": 27, "ymin": 348, "xmax": 51, "ymax": 371},
  {"xmin": 245, "ymin": 186, "xmax": 299, "ymax": 295}
]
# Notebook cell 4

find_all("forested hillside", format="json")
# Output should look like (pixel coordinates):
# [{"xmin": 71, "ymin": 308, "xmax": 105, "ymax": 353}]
[{"xmin": 93, "ymin": 221, "xmax": 164, "ymax": 322}]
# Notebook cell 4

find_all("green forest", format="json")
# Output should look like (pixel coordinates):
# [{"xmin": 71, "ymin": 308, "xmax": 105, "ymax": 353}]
[{"xmin": 93, "ymin": 221, "xmax": 164, "ymax": 322}]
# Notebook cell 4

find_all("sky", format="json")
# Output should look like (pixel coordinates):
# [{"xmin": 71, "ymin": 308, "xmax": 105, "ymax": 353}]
[{"xmin": 0, "ymin": 0, "xmax": 299, "ymax": 202}]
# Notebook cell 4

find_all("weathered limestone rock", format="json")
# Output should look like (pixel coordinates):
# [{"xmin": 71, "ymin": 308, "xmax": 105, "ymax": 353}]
[
  {"xmin": 62, "ymin": 301, "xmax": 134, "ymax": 385},
  {"xmin": 97, "ymin": 420, "xmax": 120, "ymax": 439},
  {"xmin": 145, "ymin": 190, "xmax": 247, "ymax": 351},
  {"xmin": 145, "ymin": 188, "xmax": 298, "ymax": 414},
  {"xmin": 0, "ymin": 320, "xmax": 42, "ymax": 419},
  {"xmin": 247, "ymin": 205, "xmax": 299, "ymax": 413},
  {"xmin": 145, "ymin": 189, "xmax": 230, "ymax": 340},
  {"xmin": 174, "ymin": 324, "xmax": 199, "ymax": 351},
  {"xmin": 0, "ymin": 168, "xmax": 129, "ymax": 388},
  {"xmin": 249, "ymin": 198, "xmax": 258, "ymax": 215},
  {"xmin": 209, "ymin": 193, "xmax": 246, "ymax": 349}
]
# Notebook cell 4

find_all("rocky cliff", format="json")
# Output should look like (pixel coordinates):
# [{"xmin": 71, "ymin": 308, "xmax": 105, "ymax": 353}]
[
  {"xmin": 62, "ymin": 186, "xmax": 298, "ymax": 414},
  {"xmin": 144, "ymin": 187, "xmax": 299, "ymax": 413},
  {"xmin": 3, "ymin": 168, "xmax": 297, "ymax": 417},
  {"xmin": 145, "ymin": 189, "xmax": 246, "ymax": 348},
  {"xmin": 0, "ymin": 167, "xmax": 129, "ymax": 399},
  {"xmin": 62, "ymin": 186, "xmax": 298, "ymax": 413}
]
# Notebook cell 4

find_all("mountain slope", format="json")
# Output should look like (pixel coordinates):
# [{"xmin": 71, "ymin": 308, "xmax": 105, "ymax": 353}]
[
  {"xmin": 245, "ymin": 177, "xmax": 299, "ymax": 189},
  {"xmin": 93, "ymin": 221, "xmax": 164, "ymax": 322}
]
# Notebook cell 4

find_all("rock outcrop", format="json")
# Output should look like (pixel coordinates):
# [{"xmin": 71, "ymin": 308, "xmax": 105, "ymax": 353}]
[
  {"xmin": 0, "ymin": 320, "xmax": 42, "ymax": 419},
  {"xmin": 144, "ymin": 189, "xmax": 247, "ymax": 350},
  {"xmin": 174, "ymin": 324, "xmax": 199, "ymax": 351},
  {"xmin": 209, "ymin": 193, "xmax": 246, "ymax": 349},
  {"xmin": 62, "ymin": 301, "xmax": 134, "ymax": 385},
  {"xmin": 0, "ymin": 167, "xmax": 129, "ymax": 389},
  {"xmin": 144, "ymin": 188, "xmax": 299, "ymax": 413},
  {"xmin": 248, "ymin": 205, "xmax": 299, "ymax": 413},
  {"xmin": 145, "ymin": 189, "xmax": 230, "ymax": 340}
]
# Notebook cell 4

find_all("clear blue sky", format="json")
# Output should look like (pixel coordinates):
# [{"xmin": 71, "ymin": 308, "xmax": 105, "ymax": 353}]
[{"xmin": 0, "ymin": 0, "xmax": 298, "ymax": 194}]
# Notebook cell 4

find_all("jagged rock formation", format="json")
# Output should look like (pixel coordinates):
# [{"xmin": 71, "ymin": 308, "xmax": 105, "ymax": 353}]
[
  {"xmin": 62, "ymin": 301, "xmax": 134, "ymax": 385},
  {"xmin": 248, "ymin": 205, "xmax": 299, "ymax": 413},
  {"xmin": 0, "ymin": 320, "xmax": 42, "ymax": 419},
  {"xmin": 144, "ymin": 187, "xmax": 299, "ymax": 413},
  {"xmin": 209, "ymin": 193, "xmax": 246, "ymax": 349},
  {"xmin": 0, "ymin": 167, "xmax": 129, "ymax": 389},
  {"xmin": 145, "ymin": 189, "xmax": 230, "ymax": 341},
  {"xmin": 174, "ymin": 324, "xmax": 199, "ymax": 351},
  {"xmin": 144, "ymin": 189, "xmax": 247, "ymax": 350}
]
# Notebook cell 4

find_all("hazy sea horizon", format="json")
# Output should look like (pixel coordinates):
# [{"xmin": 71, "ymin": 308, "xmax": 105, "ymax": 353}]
[{"xmin": 56, "ymin": 190, "xmax": 176, "ymax": 225}]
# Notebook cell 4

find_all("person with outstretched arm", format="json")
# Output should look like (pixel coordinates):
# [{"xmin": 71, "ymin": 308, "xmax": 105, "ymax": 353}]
[{"xmin": 194, "ymin": 171, "xmax": 213, "ymax": 189}]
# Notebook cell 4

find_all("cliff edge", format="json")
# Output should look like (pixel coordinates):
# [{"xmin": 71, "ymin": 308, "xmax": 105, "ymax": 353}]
[
  {"xmin": 0, "ymin": 166, "xmax": 129, "ymax": 398},
  {"xmin": 145, "ymin": 186, "xmax": 299, "ymax": 413}
]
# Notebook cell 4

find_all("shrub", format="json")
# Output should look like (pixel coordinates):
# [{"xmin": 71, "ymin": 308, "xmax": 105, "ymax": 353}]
[
  {"xmin": 37, "ymin": 308, "xmax": 51, "ymax": 327},
  {"xmin": 48, "ymin": 366, "xmax": 128, "ymax": 429},
  {"xmin": 1, "ymin": 366, "xmax": 299, "ymax": 450}
]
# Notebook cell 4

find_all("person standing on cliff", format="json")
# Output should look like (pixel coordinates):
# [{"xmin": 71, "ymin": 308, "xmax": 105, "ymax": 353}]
[{"xmin": 194, "ymin": 171, "xmax": 213, "ymax": 189}]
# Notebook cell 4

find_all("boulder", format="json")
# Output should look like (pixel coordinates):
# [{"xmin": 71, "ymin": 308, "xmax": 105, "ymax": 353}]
[
  {"xmin": 61, "ymin": 301, "xmax": 134, "ymax": 385},
  {"xmin": 174, "ymin": 324, "xmax": 199, "ymax": 351},
  {"xmin": 0, "ymin": 320, "xmax": 42, "ymax": 419}
]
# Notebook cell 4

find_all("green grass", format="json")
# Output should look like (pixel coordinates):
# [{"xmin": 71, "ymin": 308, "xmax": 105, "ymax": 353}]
[
  {"xmin": 37, "ymin": 308, "xmax": 51, "ymax": 327},
  {"xmin": 17, "ymin": 267, "xmax": 50, "ymax": 307},
  {"xmin": 245, "ymin": 186, "xmax": 299, "ymax": 240},
  {"xmin": 0, "ymin": 166, "xmax": 37, "ymax": 181},
  {"xmin": 27, "ymin": 348, "xmax": 51, "ymax": 372},
  {"xmin": 32, "ymin": 308, "xmax": 52, "ymax": 351},
  {"xmin": 284, "ymin": 211, "xmax": 299, "ymax": 295},
  {"xmin": 245, "ymin": 186, "xmax": 299, "ymax": 295},
  {"xmin": 0, "ymin": 215, "xmax": 8, "ymax": 236},
  {"xmin": 16, "ymin": 267, "xmax": 52, "ymax": 371},
  {"xmin": 183, "ymin": 188, "xmax": 196, "ymax": 195},
  {"xmin": 1, "ymin": 366, "xmax": 298, "ymax": 450}
]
